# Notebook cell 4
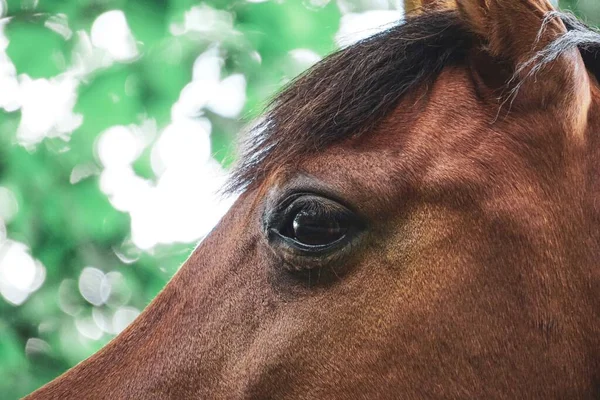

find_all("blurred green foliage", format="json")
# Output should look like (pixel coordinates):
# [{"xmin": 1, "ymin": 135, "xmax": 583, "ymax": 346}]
[
  {"xmin": 0, "ymin": 0, "xmax": 342, "ymax": 397},
  {"xmin": 0, "ymin": 0, "xmax": 598, "ymax": 398}
]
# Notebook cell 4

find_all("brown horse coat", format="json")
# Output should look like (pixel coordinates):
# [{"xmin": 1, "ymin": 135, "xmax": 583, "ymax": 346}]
[{"xmin": 28, "ymin": 0, "xmax": 600, "ymax": 398}]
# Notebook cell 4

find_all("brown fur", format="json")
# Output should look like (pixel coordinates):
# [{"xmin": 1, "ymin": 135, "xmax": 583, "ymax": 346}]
[{"xmin": 27, "ymin": 0, "xmax": 600, "ymax": 398}]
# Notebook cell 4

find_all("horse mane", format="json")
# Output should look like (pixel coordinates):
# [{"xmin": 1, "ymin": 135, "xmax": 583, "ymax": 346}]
[{"xmin": 225, "ymin": 9, "xmax": 600, "ymax": 193}]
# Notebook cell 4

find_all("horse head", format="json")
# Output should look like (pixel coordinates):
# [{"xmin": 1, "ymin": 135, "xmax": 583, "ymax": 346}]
[{"xmin": 28, "ymin": 0, "xmax": 600, "ymax": 398}]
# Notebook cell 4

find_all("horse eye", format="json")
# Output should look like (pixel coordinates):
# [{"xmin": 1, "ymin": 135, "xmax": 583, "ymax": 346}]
[
  {"xmin": 267, "ymin": 194, "xmax": 360, "ymax": 253},
  {"xmin": 290, "ymin": 208, "xmax": 349, "ymax": 246}
]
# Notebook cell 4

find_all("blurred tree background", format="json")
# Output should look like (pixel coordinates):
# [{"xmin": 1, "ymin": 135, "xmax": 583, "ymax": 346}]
[{"xmin": 0, "ymin": 0, "xmax": 597, "ymax": 398}]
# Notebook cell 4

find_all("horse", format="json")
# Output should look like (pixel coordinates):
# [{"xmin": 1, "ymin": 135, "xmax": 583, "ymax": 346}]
[{"xmin": 27, "ymin": 0, "xmax": 600, "ymax": 398}]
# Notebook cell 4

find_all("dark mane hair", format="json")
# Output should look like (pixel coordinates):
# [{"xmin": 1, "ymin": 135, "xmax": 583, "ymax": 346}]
[{"xmin": 226, "ymin": 9, "xmax": 600, "ymax": 193}]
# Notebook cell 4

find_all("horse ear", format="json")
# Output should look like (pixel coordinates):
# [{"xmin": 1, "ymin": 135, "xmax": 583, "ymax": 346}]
[
  {"xmin": 456, "ymin": 0, "xmax": 564, "ymax": 63},
  {"xmin": 456, "ymin": 0, "xmax": 591, "ymax": 119}
]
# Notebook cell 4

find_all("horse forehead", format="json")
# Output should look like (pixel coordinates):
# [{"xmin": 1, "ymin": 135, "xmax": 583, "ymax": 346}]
[
  {"xmin": 360, "ymin": 65, "xmax": 489, "ymax": 153},
  {"xmin": 298, "ymin": 67, "xmax": 491, "ymax": 183}
]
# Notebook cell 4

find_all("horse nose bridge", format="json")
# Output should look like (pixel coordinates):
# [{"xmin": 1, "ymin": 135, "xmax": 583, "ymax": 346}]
[{"xmin": 217, "ymin": 332, "xmax": 300, "ymax": 399}]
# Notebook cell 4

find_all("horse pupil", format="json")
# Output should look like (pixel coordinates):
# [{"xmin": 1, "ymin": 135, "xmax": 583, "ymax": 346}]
[{"xmin": 292, "ymin": 209, "xmax": 347, "ymax": 245}]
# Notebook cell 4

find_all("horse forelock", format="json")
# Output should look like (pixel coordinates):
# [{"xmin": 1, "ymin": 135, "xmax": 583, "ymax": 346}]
[{"xmin": 225, "ymin": 8, "xmax": 600, "ymax": 194}]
